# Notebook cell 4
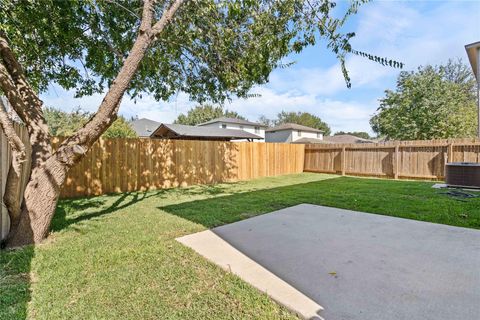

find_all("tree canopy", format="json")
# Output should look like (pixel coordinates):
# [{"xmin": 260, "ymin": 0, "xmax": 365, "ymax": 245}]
[
  {"xmin": 44, "ymin": 107, "xmax": 137, "ymax": 138},
  {"xmin": 334, "ymin": 131, "xmax": 371, "ymax": 139},
  {"xmin": 370, "ymin": 59, "xmax": 477, "ymax": 140},
  {"xmin": 174, "ymin": 104, "xmax": 245, "ymax": 125},
  {"xmin": 261, "ymin": 111, "xmax": 331, "ymax": 135},
  {"xmin": 1, "ymin": 0, "xmax": 373, "ymax": 103}
]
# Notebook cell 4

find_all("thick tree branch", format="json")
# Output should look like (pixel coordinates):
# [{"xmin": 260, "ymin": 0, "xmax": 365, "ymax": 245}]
[
  {"xmin": 151, "ymin": 0, "xmax": 186, "ymax": 37},
  {"xmin": 0, "ymin": 33, "xmax": 43, "ymax": 118},
  {"xmin": 59, "ymin": 0, "xmax": 185, "ymax": 164},
  {"xmin": 0, "ymin": 35, "xmax": 52, "ymax": 167},
  {"xmin": 140, "ymin": 0, "xmax": 155, "ymax": 32},
  {"xmin": 0, "ymin": 63, "xmax": 29, "ymax": 123},
  {"xmin": 0, "ymin": 98, "xmax": 27, "ymax": 232},
  {"xmin": 0, "ymin": 63, "xmax": 51, "ymax": 168}
]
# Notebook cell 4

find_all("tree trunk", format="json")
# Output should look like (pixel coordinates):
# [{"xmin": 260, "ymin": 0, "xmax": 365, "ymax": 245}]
[
  {"xmin": 1, "ymin": 0, "xmax": 185, "ymax": 248},
  {"xmin": 5, "ymin": 155, "xmax": 69, "ymax": 248}
]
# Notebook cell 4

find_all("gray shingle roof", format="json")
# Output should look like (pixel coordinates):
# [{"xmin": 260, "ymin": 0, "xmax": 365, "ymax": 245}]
[
  {"xmin": 265, "ymin": 123, "xmax": 324, "ymax": 133},
  {"xmin": 131, "ymin": 118, "xmax": 161, "ymax": 137},
  {"xmin": 152, "ymin": 123, "xmax": 263, "ymax": 140},
  {"xmin": 197, "ymin": 117, "xmax": 267, "ymax": 127}
]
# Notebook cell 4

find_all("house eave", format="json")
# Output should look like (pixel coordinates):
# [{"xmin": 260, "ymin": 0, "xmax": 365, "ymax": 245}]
[{"xmin": 465, "ymin": 41, "xmax": 480, "ymax": 82}]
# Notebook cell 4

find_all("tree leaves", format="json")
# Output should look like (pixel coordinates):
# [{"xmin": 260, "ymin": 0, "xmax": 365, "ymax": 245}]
[
  {"xmin": 43, "ymin": 107, "xmax": 137, "ymax": 138},
  {"xmin": 262, "ymin": 111, "xmax": 331, "ymax": 135},
  {"xmin": 334, "ymin": 131, "xmax": 371, "ymax": 139},
  {"xmin": 352, "ymin": 50, "xmax": 404, "ymax": 69},
  {"xmin": 174, "ymin": 104, "xmax": 245, "ymax": 125},
  {"xmin": 370, "ymin": 59, "xmax": 477, "ymax": 140},
  {"xmin": 1, "ymin": 0, "xmax": 381, "ymax": 104}
]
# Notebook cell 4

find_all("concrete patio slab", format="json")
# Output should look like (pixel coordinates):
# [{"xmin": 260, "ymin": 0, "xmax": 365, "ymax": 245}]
[
  {"xmin": 208, "ymin": 204, "xmax": 480, "ymax": 320},
  {"xmin": 177, "ymin": 230, "xmax": 325, "ymax": 320}
]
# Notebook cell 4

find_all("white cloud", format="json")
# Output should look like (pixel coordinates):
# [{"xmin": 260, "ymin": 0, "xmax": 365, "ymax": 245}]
[
  {"xmin": 120, "ymin": 92, "xmax": 194, "ymax": 122},
  {"xmin": 41, "ymin": 86, "xmax": 195, "ymax": 123},
  {"xmin": 41, "ymin": 88, "xmax": 104, "ymax": 114},
  {"xmin": 226, "ymin": 87, "xmax": 378, "ymax": 134},
  {"xmin": 352, "ymin": 0, "xmax": 480, "ymax": 69},
  {"xmin": 269, "ymin": 0, "xmax": 480, "ymax": 96},
  {"xmin": 268, "ymin": 65, "xmax": 346, "ymax": 96}
]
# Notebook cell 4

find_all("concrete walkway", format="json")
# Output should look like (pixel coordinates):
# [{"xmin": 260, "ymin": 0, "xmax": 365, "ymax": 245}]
[
  {"xmin": 180, "ymin": 204, "xmax": 480, "ymax": 320},
  {"xmin": 177, "ymin": 230, "xmax": 324, "ymax": 319}
]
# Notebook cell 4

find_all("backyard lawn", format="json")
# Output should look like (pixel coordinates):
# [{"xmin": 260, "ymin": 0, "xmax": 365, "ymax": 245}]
[{"xmin": 1, "ymin": 173, "xmax": 479, "ymax": 319}]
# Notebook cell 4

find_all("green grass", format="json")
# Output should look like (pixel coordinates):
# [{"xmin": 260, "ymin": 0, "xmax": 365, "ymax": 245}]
[{"xmin": 1, "ymin": 173, "xmax": 479, "ymax": 319}]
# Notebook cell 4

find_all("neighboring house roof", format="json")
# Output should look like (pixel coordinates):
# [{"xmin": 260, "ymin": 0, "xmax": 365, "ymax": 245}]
[
  {"xmin": 465, "ymin": 41, "xmax": 480, "ymax": 81},
  {"xmin": 291, "ymin": 138, "xmax": 331, "ymax": 144},
  {"xmin": 323, "ymin": 134, "xmax": 375, "ymax": 144},
  {"xmin": 151, "ymin": 123, "xmax": 263, "ymax": 140},
  {"xmin": 131, "ymin": 118, "xmax": 161, "ymax": 137},
  {"xmin": 265, "ymin": 123, "xmax": 324, "ymax": 133},
  {"xmin": 197, "ymin": 117, "xmax": 268, "ymax": 127}
]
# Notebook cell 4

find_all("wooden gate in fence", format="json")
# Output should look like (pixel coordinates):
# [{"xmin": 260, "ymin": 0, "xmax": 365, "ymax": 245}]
[{"xmin": 304, "ymin": 139, "xmax": 480, "ymax": 180}]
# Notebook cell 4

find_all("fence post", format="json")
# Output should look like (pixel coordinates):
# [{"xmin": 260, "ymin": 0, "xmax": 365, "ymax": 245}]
[
  {"xmin": 447, "ymin": 142, "xmax": 454, "ymax": 163},
  {"xmin": 393, "ymin": 144, "xmax": 400, "ymax": 179},
  {"xmin": 341, "ymin": 146, "xmax": 346, "ymax": 176}
]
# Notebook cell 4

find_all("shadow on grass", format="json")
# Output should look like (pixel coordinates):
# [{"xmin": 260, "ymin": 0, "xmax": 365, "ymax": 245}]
[
  {"xmin": 0, "ymin": 182, "xmax": 238, "ymax": 320},
  {"xmin": 159, "ymin": 176, "xmax": 354, "ymax": 229},
  {"xmin": 0, "ymin": 245, "xmax": 34, "ymax": 320},
  {"xmin": 52, "ymin": 191, "xmax": 159, "ymax": 232},
  {"xmin": 51, "ymin": 183, "xmax": 237, "ymax": 232}
]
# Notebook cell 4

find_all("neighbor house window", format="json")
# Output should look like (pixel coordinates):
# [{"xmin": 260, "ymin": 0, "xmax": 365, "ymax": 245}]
[
  {"xmin": 240, "ymin": 125, "xmax": 244, "ymax": 130},
  {"xmin": 317, "ymin": 133, "xmax": 321, "ymax": 138},
  {"xmin": 255, "ymin": 126, "xmax": 260, "ymax": 133},
  {"xmin": 222, "ymin": 124, "xmax": 227, "ymax": 129},
  {"xmin": 297, "ymin": 130, "xmax": 302, "ymax": 136}
]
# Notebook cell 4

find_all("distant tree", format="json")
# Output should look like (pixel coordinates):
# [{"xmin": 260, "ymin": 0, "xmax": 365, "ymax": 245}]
[
  {"xmin": 334, "ymin": 131, "xmax": 371, "ymax": 139},
  {"xmin": 370, "ymin": 59, "xmax": 477, "ymax": 140},
  {"xmin": 174, "ymin": 104, "xmax": 245, "ymax": 125},
  {"xmin": 102, "ymin": 117, "xmax": 137, "ymax": 138},
  {"xmin": 43, "ymin": 107, "xmax": 89, "ymax": 137},
  {"xmin": 44, "ymin": 107, "xmax": 136, "ymax": 138},
  {"xmin": 274, "ymin": 111, "xmax": 331, "ymax": 135},
  {"xmin": 257, "ymin": 115, "xmax": 274, "ymax": 127}
]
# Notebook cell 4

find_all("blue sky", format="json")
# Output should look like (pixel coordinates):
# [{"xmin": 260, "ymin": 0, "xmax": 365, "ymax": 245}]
[{"xmin": 40, "ymin": 0, "xmax": 480, "ymax": 135}]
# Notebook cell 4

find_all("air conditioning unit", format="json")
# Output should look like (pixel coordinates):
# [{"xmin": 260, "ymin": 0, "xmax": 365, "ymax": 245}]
[{"xmin": 445, "ymin": 163, "xmax": 480, "ymax": 188}]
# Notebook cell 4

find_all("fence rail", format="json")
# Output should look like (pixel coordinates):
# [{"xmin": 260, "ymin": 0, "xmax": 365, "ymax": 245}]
[{"xmin": 304, "ymin": 139, "xmax": 480, "ymax": 180}]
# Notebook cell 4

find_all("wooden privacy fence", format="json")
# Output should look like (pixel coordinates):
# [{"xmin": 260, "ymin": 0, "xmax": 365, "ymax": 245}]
[
  {"xmin": 57, "ymin": 138, "xmax": 305, "ymax": 198},
  {"xmin": 3, "ymin": 122, "xmax": 480, "ymax": 239},
  {"xmin": 304, "ymin": 139, "xmax": 480, "ymax": 180},
  {"xmin": 1, "ymin": 123, "xmax": 31, "ymax": 240}
]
